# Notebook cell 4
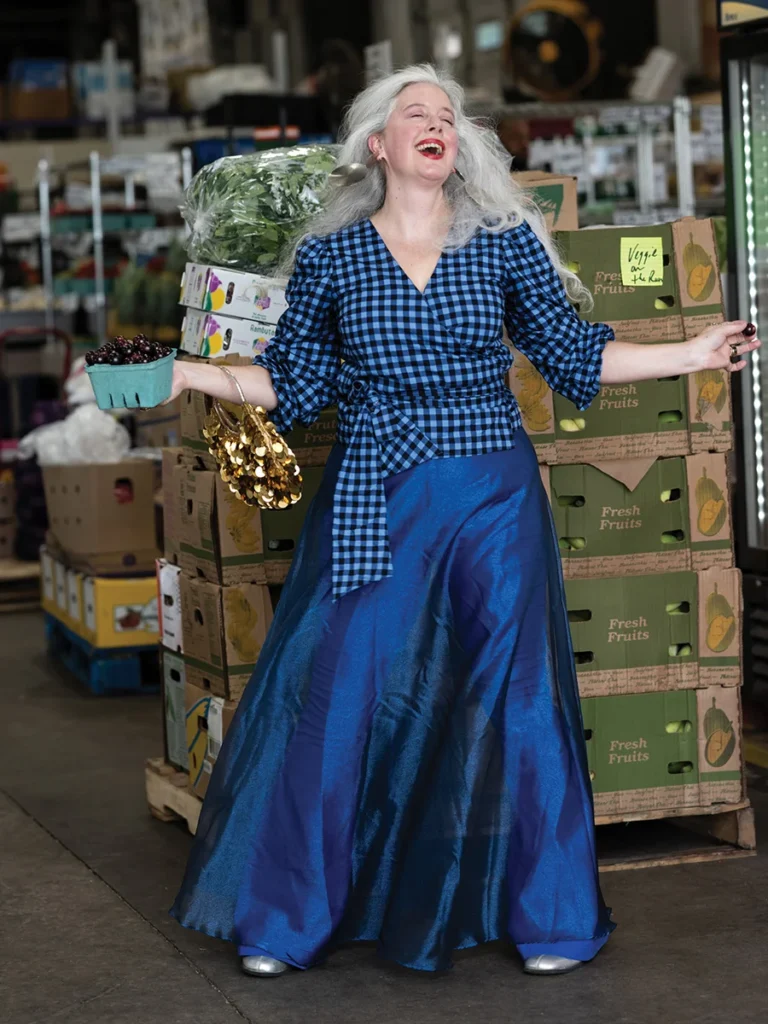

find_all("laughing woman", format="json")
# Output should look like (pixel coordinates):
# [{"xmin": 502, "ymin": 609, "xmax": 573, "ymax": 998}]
[{"xmin": 168, "ymin": 64, "xmax": 758, "ymax": 977}]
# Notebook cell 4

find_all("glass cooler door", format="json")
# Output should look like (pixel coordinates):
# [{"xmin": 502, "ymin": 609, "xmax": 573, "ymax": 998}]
[{"xmin": 724, "ymin": 33, "xmax": 768, "ymax": 571}]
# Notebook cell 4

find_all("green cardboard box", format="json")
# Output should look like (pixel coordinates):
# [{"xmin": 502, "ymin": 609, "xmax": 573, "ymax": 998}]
[
  {"xmin": 548, "ymin": 453, "xmax": 733, "ymax": 579},
  {"xmin": 582, "ymin": 684, "xmax": 743, "ymax": 818},
  {"xmin": 513, "ymin": 171, "xmax": 579, "ymax": 231},
  {"xmin": 507, "ymin": 217, "xmax": 732, "ymax": 463},
  {"xmin": 566, "ymin": 567, "xmax": 742, "ymax": 698},
  {"xmin": 161, "ymin": 647, "xmax": 188, "ymax": 772}
]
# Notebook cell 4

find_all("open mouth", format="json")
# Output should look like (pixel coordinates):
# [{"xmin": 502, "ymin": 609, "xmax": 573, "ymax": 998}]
[{"xmin": 416, "ymin": 139, "xmax": 445, "ymax": 159}]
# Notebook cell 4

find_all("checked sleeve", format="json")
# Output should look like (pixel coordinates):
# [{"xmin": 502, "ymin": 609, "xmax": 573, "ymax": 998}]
[
  {"xmin": 251, "ymin": 234, "xmax": 340, "ymax": 434},
  {"xmin": 502, "ymin": 221, "xmax": 614, "ymax": 411}
]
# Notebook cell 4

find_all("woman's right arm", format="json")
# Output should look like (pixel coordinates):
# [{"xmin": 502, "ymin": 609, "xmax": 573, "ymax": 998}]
[{"xmin": 168, "ymin": 359, "xmax": 278, "ymax": 409}]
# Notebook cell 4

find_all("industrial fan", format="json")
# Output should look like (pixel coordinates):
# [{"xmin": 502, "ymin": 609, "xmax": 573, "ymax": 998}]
[{"xmin": 502, "ymin": 0, "xmax": 604, "ymax": 102}]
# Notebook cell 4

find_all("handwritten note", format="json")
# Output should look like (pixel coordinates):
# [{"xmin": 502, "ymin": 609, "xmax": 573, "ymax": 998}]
[{"xmin": 620, "ymin": 237, "xmax": 664, "ymax": 287}]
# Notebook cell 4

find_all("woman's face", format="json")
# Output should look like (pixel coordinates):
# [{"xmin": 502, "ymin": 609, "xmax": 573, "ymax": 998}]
[{"xmin": 370, "ymin": 83, "xmax": 458, "ymax": 186}]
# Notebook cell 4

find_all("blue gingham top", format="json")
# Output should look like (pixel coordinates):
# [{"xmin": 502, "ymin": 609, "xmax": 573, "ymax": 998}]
[{"xmin": 252, "ymin": 217, "xmax": 614, "ymax": 600}]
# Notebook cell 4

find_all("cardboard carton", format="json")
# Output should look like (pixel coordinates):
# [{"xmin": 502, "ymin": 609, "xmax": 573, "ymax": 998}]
[
  {"xmin": 552, "ymin": 454, "xmax": 733, "ymax": 579},
  {"xmin": 42, "ymin": 460, "xmax": 159, "ymax": 573},
  {"xmin": 180, "ymin": 379, "xmax": 337, "ymax": 472},
  {"xmin": 161, "ymin": 447, "xmax": 185, "ymax": 565},
  {"xmin": 508, "ymin": 347, "xmax": 732, "ymax": 463},
  {"xmin": 134, "ymin": 400, "xmax": 181, "ymax": 448},
  {"xmin": 179, "ymin": 262, "xmax": 288, "ymax": 325},
  {"xmin": 582, "ymin": 684, "xmax": 743, "ymax": 817},
  {"xmin": 162, "ymin": 647, "xmax": 188, "ymax": 772},
  {"xmin": 185, "ymin": 681, "xmax": 237, "ymax": 799},
  {"xmin": 168, "ymin": 463, "xmax": 325, "ymax": 587},
  {"xmin": 180, "ymin": 576, "xmax": 274, "ymax": 700},
  {"xmin": 0, "ymin": 479, "xmax": 15, "ymax": 519},
  {"xmin": 566, "ymin": 567, "xmax": 741, "ymax": 698},
  {"xmin": 157, "ymin": 559, "xmax": 183, "ymax": 652},
  {"xmin": 180, "ymin": 308, "xmax": 278, "ymax": 359},
  {"xmin": 83, "ymin": 576, "xmax": 159, "ymax": 649},
  {"xmin": 513, "ymin": 171, "xmax": 579, "ymax": 231}
]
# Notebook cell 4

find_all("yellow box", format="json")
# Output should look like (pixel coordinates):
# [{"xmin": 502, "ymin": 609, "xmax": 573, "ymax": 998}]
[{"xmin": 82, "ymin": 576, "xmax": 160, "ymax": 649}]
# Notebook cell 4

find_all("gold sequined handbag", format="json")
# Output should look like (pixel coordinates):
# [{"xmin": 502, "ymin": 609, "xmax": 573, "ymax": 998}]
[{"xmin": 202, "ymin": 364, "xmax": 303, "ymax": 509}]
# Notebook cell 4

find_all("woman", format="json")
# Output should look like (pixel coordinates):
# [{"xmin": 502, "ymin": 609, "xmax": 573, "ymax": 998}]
[{"xmin": 169, "ymin": 65, "xmax": 757, "ymax": 977}]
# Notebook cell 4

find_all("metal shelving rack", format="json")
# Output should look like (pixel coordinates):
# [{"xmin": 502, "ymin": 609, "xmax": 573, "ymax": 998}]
[
  {"xmin": 468, "ymin": 96, "xmax": 711, "ymax": 224},
  {"xmin": 36, "ymin": 147, "xmax": 194, "ymax": 344}
]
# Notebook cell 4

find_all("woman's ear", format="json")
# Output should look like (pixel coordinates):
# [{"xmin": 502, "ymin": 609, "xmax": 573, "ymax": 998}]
[{"xmin": 368, "ymin": 135, "xmax": 381, "ymax": 159}]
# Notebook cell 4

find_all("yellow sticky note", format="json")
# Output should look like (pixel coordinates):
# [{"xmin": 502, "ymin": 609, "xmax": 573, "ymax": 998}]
[{"xmin": 620, "ymin": 237, "xmax": 664, "ymax": 287}]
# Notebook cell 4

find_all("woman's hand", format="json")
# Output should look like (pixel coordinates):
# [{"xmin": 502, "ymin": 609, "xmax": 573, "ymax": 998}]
[
  {"xmin": 601, "ymin": 320, "xmax": 762, "ymax": 386},
  {"xmin": 687, "ymin": 320, "xmax": 761, "ymax": 374},
  {"xmin": 162, "ymin": 360, "xmax": 190, "ymax": 405}
]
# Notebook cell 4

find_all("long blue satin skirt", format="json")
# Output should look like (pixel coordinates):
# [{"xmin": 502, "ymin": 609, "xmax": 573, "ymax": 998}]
[{"xmin": 170, "ymin": 432, "xmax": 615, "ymax": 971}]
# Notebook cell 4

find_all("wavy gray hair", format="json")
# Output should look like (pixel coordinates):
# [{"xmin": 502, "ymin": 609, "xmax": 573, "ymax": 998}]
[{"xmin": 282, "ymin": 63, "xmax": 588, "ymax": 306}]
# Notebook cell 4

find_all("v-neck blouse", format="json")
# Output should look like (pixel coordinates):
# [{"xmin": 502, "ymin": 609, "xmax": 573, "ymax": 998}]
[{"xmin": 251, "ymin": 217, "xmax": 614, "ymax": 600}]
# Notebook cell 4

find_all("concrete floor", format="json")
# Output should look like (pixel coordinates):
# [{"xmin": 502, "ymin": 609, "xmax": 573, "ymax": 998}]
[{"xmin": 4, "ymin": 610, "xmax": 768, "ymax": 1024}]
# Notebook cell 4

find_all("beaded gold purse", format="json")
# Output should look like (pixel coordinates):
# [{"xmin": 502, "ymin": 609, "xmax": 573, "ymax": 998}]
[{"xmin": 202, "ymin": 364, "xmax": 303, "ymax": 510}]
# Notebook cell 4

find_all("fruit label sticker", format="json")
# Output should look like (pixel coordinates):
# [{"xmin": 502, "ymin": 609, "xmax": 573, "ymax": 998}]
[{"xmin": 620, "ymin": 237, "xmax": 664, "ymax": 287}]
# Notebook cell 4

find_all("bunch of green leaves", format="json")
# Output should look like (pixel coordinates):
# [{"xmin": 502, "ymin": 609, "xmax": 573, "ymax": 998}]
[{"xmin": 182, "ymin": 144, "xmax": 339, "ymax": 272}]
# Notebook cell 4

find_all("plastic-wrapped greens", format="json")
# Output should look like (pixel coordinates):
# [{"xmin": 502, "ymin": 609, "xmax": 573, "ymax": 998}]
[{"xmin": 181, "ymin": 144, "xmax": 340, "ymax": 271}]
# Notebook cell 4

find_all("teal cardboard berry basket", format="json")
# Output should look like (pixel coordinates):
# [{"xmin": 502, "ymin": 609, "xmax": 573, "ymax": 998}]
[{"xmin": 86, "ymin": 350, "xmax": 176, "ymax": 410}]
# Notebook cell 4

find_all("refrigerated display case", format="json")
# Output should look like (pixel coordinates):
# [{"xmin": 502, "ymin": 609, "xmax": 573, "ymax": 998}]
[{"xmin": 722, "ymin": 21, "xmax": 768, "ymax": 697}]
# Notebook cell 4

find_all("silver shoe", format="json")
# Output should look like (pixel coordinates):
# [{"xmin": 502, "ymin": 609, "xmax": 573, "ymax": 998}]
[
  {"xmin": 523, "ymin": 954, "xmax": 583, "ymax": 975},
  {"xmin": 241, "ymin": 955, "xmax": 290, "ymax": 977}
]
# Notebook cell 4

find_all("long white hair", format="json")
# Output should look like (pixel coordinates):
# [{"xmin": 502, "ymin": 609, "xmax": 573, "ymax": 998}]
[{"xmin": 282, "ymin": 63, "xmax": 588, "ymax": 305}]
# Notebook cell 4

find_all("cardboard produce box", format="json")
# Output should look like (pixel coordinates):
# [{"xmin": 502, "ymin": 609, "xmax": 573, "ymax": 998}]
[
  {"xmin": 583, "ymin": 684, "xmax": 744, "ymax": 817},
  {"xmin": 162, "ymin": 647, "xmax": 188, "ymax": 772},
  {"xmin": 185, "ymin": 681, "xmax": 237, "ymax": 799},
  {"xmin": 157, "ymin": 559, "xmax": 183, "ymax": 652},
  {"xmin": 547, "ymin": 453, "xmax": 733, "ymax": 579},
  {"xmin": 134, "ymin": 400, "xmax": 181, "ymax": 449},
  {"xmin": 566, "ymin": 567, "xmax": 742, "ymax": 698},
  {"xmin": 167, "ymin": 463, "xmax": 325, "ymax": 587},
  {"xmin": 513, "ymin": 171, "xmax": 579, "ymax": 232},
  {"xmin": 554, "ymin": 218, "xmax": 723, "ymax": 342},
  {"xmin": 508, "ymin": 348, "xmax": 732, "ymax": 463},
  {"xmin": 42, "ymin": 460, "xmax": 159, "ymax": 574},
  {"xmin": 180, "ymin": 308, "xmax": 278, "ymax": 359},
  {"xmin": 83, "ymin": 576, "xmax": 159, "ymax": 649},
  {"xmin": 180, "ymin": 381, "xmax": 337, "ymax": 472},
  {"xmin": 180, "ymin": 575, "xmax": 273, "ymax": 700},
  {"xmin": 161, "ymin": 448, "xmax": 185, "ymax": 565},
  {"xmin": 180, "ymin": 262, "xmax": 288, "ymax": 325}
]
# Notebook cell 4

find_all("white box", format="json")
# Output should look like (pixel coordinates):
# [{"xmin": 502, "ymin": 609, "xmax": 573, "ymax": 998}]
[
  {"xmin": 179, "ymin": 262, "xmax": 288, "ymax": 326},
  {"xmin": 162, "ymin": 647, "xmax": 188, "ymax": 771},
  {"xmin": 66, "ymin": 569, "xmax": 84, "ymax": 627},
  {"xmin": 41, "ymin": 549, "xmax": 55, "ymax": 602},
  {"xmin": 54, "ymin": 561, "xmax": 68, "ymax": 614},
  {"xmin": 157, "ymin": 559, "xmax": 183, "ymax": 653},
  {"xmin": 180, "ymin": 309, "xmax": 278, "ymax": 360}
]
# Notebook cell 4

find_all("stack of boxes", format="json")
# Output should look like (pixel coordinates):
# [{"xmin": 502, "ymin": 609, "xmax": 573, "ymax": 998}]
[
  {"xmin": 509, "ymin": 217, "xmax": 747, "ymax": 822},
  {"xmin": 159, "ymin": 262, "xmax": 337, "ymax": 798},
  {"xmin": 39, "ymin": 459, "xmax": 160, "ymax": 667}
]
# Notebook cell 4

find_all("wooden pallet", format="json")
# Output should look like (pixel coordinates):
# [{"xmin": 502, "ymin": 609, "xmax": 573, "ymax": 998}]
[
  {"xmin": 0, "ymin": 558, "xmax": 40, "ymax": 613},
  {"xmin": 145, "ymin": 758, "xmax": 202, "ymax": 834},
  {"xmin": 596, "ymin": 801, "xmax": 756, "ymax": 872}
]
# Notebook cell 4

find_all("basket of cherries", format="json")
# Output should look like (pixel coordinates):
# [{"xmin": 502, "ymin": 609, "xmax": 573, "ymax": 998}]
[{"xmin": 85, "ymin": 334, "xmax": 176, "ymax": 410}]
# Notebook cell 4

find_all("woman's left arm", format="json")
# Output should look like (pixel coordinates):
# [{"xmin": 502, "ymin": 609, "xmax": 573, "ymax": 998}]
[{"xmin": 601, "ymin": 321, "xmax": 761, "ymax": 384}]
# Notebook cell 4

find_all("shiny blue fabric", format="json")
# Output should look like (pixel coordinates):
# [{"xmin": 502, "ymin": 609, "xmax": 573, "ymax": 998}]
[{"xmin": 170, "ymin": 433, "xmax": 615, "ymax": 971}]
